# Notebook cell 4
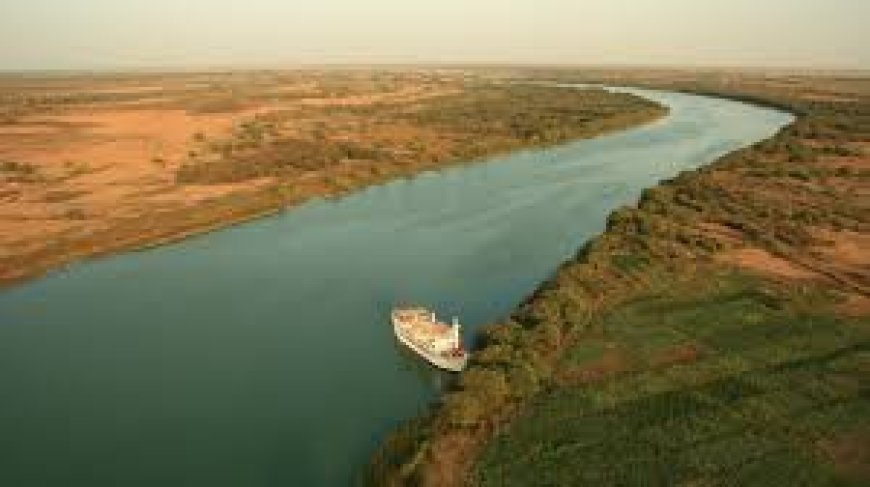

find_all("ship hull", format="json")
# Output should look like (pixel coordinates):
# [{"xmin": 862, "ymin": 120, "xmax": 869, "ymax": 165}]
[{"xmin": 392, "ymin": 318, "xmax": 468, "ymax": 372}]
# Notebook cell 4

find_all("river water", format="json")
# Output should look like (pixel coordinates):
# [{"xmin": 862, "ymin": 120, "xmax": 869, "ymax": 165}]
[{"xmin": 0, "ymin": 87, "xmax": 791, "ymax": 486}]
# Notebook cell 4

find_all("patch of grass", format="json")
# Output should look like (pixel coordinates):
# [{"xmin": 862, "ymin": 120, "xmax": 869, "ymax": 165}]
[
  {"xmin": 42, "ymin": 189, "xmax": 85, "ymax": 203},
  {"xmin": 611, "ymin": 253, "xmax": 650, "ymax": 273},
  {"xmin": 62, "ymin": 208, "xmax": 87, "ymax": 220},
  {"xmin": 0, "ymin": 160, "xmax": 36, "ymax": 174},
  {"xmin": 0, "ymin": 160, "xmax": 45, "ymax": 183},
  {"xmin": 472, "ymin": 274, "xmax": 869, "ymax": 486},
  {"xmin": 61, "ymin": 160, "xmax": 92, "ymax": 179}
]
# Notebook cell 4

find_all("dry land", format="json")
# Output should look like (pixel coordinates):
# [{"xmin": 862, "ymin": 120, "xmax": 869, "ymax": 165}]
[
  {"xmin": 367, "ymin": 70, "xmax": 870, "ymax": 486},
  {"xmin": 0, "ymin": 70, "xmax": 664, "ymax": 286}
]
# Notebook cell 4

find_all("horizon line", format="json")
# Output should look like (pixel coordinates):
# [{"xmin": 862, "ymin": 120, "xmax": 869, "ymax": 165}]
[{"xmin": 1, "ymin": 61, "xmax": 869, "ymax": 77}]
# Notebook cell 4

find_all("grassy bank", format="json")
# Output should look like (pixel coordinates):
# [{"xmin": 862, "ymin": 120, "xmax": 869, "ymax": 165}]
[
  {"xmin": 475, "ymin": 271, "xmax": 868, "ymax": 485},
  {"xmin": 0, "ymin": 78, "xmax": 665, "ymax": 287},
  {"xmin": 365, "ymin": 71, "xmax": 869, "ymax": 486}
]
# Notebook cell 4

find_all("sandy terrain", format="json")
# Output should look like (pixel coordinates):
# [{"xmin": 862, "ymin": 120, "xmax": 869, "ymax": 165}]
[{"xmin": 0, "ymin": 72, "xmax": 467, "ymax": 283}]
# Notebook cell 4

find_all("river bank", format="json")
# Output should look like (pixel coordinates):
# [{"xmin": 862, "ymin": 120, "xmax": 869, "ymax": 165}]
[
  {"xmin": 0, "ymin": 76, "xmax": 665, "ymax": 288},
  {"xmin": 366, "ymin": 72, "xmax": 869, "ymax": 486}
]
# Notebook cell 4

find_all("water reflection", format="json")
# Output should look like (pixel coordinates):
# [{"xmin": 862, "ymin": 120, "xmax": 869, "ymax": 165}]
[{"xmin": 391, "ymin": 338, "xmax": 453, "ymax": 391}]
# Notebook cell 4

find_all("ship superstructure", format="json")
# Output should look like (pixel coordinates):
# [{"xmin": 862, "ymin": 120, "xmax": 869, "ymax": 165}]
[{"xmin": 391, "ymin": 307, "xmax": 468, "ymax": 372}]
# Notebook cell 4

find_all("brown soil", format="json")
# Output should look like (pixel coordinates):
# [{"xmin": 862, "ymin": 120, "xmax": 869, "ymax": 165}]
[
  {"xmin": 800, "ymin": 229, "xmax": 870, "ymax": 294},
  {"xmin": 697, "ymin": 222, "xmax": 744, "ymax": 246},
  {"xmin": 423, "ymin": 433, "xmax": 481, "ymax": 487},
  {"xmin": 649, "ymin": 343, "xmax": 703, "ymax": 368},
  {"xmin": 297, "ymin": 86, "xmax": 458, "ymax": 107},
  {"xmin": 0, "ymin": 106, "xmax": 269, "ymax": 266},
  {"xmin": 836, "ymin": 293, "xmax": 870, "ymax": 317},
  {"xmin": 558, "ymin": 348, "xmax": 631, "ymax": 385},
  {"xmin": 811, "ymin": 229, "xmax": 870, "ymax": 270},
  {"xmin": 800, "ymin": 92, "xmax": 861, "ymax": 103},
  {"xmin": 718, "ymin": 247, "xmax": 820, "ymax": 280},
  {"xmin": 817, "ymin": 430, "xmax": 870, "ymax": 481}
]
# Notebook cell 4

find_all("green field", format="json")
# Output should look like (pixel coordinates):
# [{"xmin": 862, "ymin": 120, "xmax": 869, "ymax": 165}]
[{"xmin": 474, "ymin": 272, "xmax": 869, "ymax": 486}]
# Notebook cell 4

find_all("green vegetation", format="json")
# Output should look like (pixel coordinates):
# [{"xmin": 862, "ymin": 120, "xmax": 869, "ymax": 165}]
[
  {"xmin": 177, "ymin": 126, "xmax": 380, "ymax": 183},
  {"xmin": 475, "ymin": 273, "xmax": 868, "ymax": 486},
  {"xmin": 0, "ymin": 160, "xmax": 36, "ymax": 173},
  {"xmin": 0, "ymin": 160, "xmax": 41, "ymax": 183},
  {"xmin": 174, "ymin": 85, "xmax": 665, "ymax": 184},
  {"xmin": 404, "ymin": 84, "xmax": 663, "ymax": 147},
  {"xmin": 366, "ymin": 71, "xmax": 869, "ymax": 486}
]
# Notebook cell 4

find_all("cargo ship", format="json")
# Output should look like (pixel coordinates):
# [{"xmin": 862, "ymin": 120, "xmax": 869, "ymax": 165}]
[{"xmin": 391, "ymin": 307, "xmax": 468, "ymax": 372}]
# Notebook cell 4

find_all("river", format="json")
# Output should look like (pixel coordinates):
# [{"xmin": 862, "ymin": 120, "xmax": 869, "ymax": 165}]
[{"xmin": 0, "ymin": 87, "xmax": 791, "ymax": 486}]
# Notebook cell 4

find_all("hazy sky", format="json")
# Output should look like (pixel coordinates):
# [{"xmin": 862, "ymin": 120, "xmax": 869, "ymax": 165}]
[{"xmin": 1, "ymin": 0, "xmax": 868, "ymax": 70}]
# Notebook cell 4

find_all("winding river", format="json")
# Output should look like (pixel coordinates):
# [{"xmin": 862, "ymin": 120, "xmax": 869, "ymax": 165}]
[{"xmin": 0, "ymin": 87, "xmax": 791, "ymax": 486}]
